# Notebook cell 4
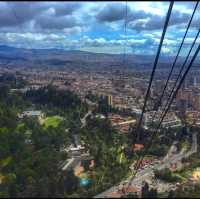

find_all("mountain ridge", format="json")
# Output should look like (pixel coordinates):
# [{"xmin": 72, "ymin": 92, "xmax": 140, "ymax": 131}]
[{"xmin": 0, "ymin": 45, "xmax": 190, "ymax": 70}]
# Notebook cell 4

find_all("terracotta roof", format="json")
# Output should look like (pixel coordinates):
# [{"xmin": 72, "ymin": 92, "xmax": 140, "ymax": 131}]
[
  {"xmin": 124, "ymin": 186, "xmax": 138, "ymax": 193},
  {"xmin": 107, "ymin": 192, "xmax": 121, "ymax": 198},
  {"xmin": 133, "ymin": 144, "xmax": 144, "ymax": 151}
]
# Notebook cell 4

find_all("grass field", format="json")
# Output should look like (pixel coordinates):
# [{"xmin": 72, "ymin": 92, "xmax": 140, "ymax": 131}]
[
  {"xmin": 0, "ymin": 157, "xmax": 12, "ymax": 169},
  {"xmin": 43, "ymin": 116, "xmax": 63, "ymax": 129},
  {"xmin": 16, "ymin": 123, "xmax": 25, "ymax": 130},
  {"xmin": 0, "ymin": 173, "xmax": 5, "ymax": 184},
  {"xmin": 117, "ymin": 152, "xmax": 126, "ymax": 164}
]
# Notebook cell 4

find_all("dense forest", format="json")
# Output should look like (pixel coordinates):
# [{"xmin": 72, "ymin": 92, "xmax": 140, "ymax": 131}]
[
  {"xmin": 0, "ymin": 83, "xmax": 84, "ymax": 197},
  {"xmin": 0, "ymin": 80, "xmax": 130, "ymax": 197}
]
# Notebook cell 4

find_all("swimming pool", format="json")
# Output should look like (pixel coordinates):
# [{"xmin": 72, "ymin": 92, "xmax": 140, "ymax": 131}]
[{"xmin": 80, "ymin": 178, "xmax": 92, "ymax": 186}]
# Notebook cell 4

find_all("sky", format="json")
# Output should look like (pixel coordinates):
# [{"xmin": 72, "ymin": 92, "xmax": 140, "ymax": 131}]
[{"xmin": 0, "ymin": 1, "xmax": 199, "ymax": 55}]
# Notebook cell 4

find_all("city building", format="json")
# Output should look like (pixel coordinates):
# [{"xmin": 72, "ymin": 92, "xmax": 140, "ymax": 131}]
[
  {"xmin": 192, "ymin": 168, "xmax": 200, "ymax": 180},
  {"xmin": 107, "ymin": 94, "xmax": 113, "ymax": 107},
  {"xmin": 109, "ymin": 114, "xmax": 136, "ymax": 133},
  {"xmin": 133, "ymin": 144, "xmax": 144, "ymax": 152},
  {"xmin": 18, "ymin": 110, "xmax": 44, "ymax": 120},
  {"xmin": 143, "ymin": 111, "xmax": 181, "ymax": 129},
  {"xmin": 193, "ymin": 93, "xmax": 200, "ymax": 111}
]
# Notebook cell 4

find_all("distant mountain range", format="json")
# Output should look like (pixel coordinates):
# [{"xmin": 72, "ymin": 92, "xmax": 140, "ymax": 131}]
[{"xmin": 0, "ymin": 45, "xmax": 196, "ymax": 71}]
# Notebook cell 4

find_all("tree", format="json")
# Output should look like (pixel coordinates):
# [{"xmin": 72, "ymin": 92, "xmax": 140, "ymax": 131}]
[
  {"xmin": 63, "ymin": 170, "xmax": 79, "ymax": 194},
  {"xmin": 141, "ymin": 182, "xmax": 149, "ymax": 198},
  {"xmin": 141, "ymin": 182, "xmax": 157, "ymax": 198},
  {"xmin": 82, "ymin": 160, "xmax": 90, "ymax": 170},
  {"xmin": 122, "ymin": 192, "xmax": 138, "ymax": 198},
  {"xmin": 148, "ymin": 188, "xmax": 157, "ymax": 198},
  {"xmin": 154, "ymin": 168, "xmax": 181, "ymax": 183},
  {"xmin": 0, "ymin": 84, "xmax": 9, "ymax": 100},
  {"xmin": 0, "ymin": 84, "xmax": 130, "ymax": 198},
  {"xmin": 168, "ymin": 190, "xmax": 175, "ymax": 198},
  {"xmin": 85, "ymin": 91, "xmax": 99, "ymax": 103},
  {"xmin": 25, "ymin": 85, "xmax": 81, "ymax": 111}
]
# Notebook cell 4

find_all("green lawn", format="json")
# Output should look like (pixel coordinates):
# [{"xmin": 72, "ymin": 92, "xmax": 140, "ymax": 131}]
[
  {"xmin": 0, "ymin": 157, "xmax": 12, "ymax": 169},
  {"xmin": 181, "ymin": 141, "xmax": 190, "ymax": 152},
  {"xmin": 0, "ymin": 173, "xmax": 5, "ymax": 184},
  {"xmin": 117, "ymin": 152, "xmax": 127, "ymax": 164},
  {"xmin": 175, "ymin": 168, "xmax": 195, "ymax": 182},
  {"xmin": 43, "ymin": 116, "xmax": 63, "ymax": 129},
  {"xmin": 79, "ymin": 172, "xmax": 88, "ymax": 179},
  {"xmin": 174, "ymin": 153, "xmax": 200, "ymax": 181},
  {"xmin": 16, "ymin": 123, "xmax": 25, "ymax": 131}
]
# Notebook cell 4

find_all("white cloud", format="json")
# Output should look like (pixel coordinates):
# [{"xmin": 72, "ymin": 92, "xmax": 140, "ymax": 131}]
[
  {"xmin": 161, "ymin": 46, "xmax": 174, "ymax": 54},
  {"xmin": 0, "ymin": 1, "xmax": 197, "ymax": 56},
  {"xmin": 130, "ymin": 1, "xmax": 166, "ymax": 16},
  {"xmin": 163, "ymin": 38, "xmax": 177, "ymax": 45}
]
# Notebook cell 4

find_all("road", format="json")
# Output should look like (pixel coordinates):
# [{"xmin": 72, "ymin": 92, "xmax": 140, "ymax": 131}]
[
  {"xmin": 113, "ymin": 119, "xmax": 136, "ymax": 127},
  {"xmin": 61, "ymin": 153, "xmax": 91, "ymax": 171},
  {"xmin": 80, "ymin": 110, "xmax": 92, "ymax": 128},
  {"xmin": 132, "ymin": 77, "xmax": 175, "ymax": 84},
  {"xmin": 85, "ymin": 98, "xmax": 97, "ymax": 107},
  {"xmin": 60, "ymin": 110, "xmax": 93, "ymax": 171},
  {"xmin": 94, "ymin": 133, "xmax": 197, "ymax": 198}
]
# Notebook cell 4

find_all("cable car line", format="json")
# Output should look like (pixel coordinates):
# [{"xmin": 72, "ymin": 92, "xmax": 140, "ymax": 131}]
[
  {"xmin": 125, "ymin": 1, "xmax": 174, "ymax": 189},
  {"xmin": 151, "ymin": 1, "xmax": 199, "ymax": 116},
  {"xmin": 144, "ymin": 1, "xmax": 199, "ymax": 138},
  {"xmin": 131, "ymin": 27, "xmax": 200, "ymax": 185},
  {"xmin": 162, "ymin": 25, "xmax": 200, "ymax": 120},
  {"xmin": 133, "ymin": 1, "xmax": 174, "ymax": 143}
]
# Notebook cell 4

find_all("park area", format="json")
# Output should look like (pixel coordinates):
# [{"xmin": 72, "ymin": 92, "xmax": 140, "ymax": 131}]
[{"xmin": 41, "ymin": 116, "xmax": 64, "ymax": 129}]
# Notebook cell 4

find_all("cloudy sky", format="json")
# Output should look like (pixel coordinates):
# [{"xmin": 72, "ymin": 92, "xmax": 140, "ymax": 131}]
[{"xmin": 0, "ymin": 1, "xmax": 199, "ymax": 55}]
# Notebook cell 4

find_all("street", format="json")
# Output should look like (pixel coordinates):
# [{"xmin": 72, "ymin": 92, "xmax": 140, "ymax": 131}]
[
  {"xmin": 80, "ymin": 110, "xmax": 92, "ymax": 128},
  {"xmin": 94, "ymin": 133, "xmax": 197, "ymax": 198}
]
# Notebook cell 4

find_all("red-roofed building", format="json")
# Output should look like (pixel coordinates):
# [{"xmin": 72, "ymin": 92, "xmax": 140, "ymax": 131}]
[
  {"xmin": 107, "ymin": 192, "xmax": 121, "ymax": 198},
  {"xmin": 133, "ymin": 144, "xmax": 144, "ymax": 152}
]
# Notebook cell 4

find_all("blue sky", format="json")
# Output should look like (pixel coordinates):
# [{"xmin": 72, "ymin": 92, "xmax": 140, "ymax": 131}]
[{"xmin": 0, "ymin": 1, "xmax": 199, "ymax": 55}]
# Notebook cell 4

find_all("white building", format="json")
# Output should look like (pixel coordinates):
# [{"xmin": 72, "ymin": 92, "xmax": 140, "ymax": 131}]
[
  {"xmin": 18, "ymin": 110, "xmax": 44, "ymax": 120},
  {"xmin": 143, "ymin": 111, "xmax": 181, "ymax": 129}
]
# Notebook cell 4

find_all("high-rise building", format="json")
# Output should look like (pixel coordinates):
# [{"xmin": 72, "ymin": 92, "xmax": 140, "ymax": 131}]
[
  {"xmin": 193, "ymin": 76, "xmax": 197, "ymax": 86},
  {"xmin": 182, "ymin": 78, "xmax": 187, "ymax": 89},
  {"xmin": 107, "ymin": 95, "xmax": 113, "ymax": 107},
  {"xmin": 193, "ymin": 93, "xmax": 200, "ymax": 111},
  {"xmin": 177, "ymin": 88, "xmax": 193, "ymax": 103}
]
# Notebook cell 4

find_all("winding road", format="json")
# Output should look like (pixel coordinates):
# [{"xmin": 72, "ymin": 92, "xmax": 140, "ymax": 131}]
[{"xmin": 94, "ymin": 133, "xmax": 198, "ymax": 198}]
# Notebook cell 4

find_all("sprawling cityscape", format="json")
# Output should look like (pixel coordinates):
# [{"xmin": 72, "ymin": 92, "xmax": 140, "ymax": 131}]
[{"xmin": 0, "ymin": 1, "xmax": 200, "ymax": 198}]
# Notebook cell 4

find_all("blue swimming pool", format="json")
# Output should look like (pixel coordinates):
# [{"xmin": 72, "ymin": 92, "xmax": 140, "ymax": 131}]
[{"xmin": 80, "ymin": 178, "xmax": 92, "ymax": 186}]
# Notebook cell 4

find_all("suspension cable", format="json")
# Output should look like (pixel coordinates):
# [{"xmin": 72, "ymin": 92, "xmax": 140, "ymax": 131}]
[
  {"xmin": 133, "ymin": 29, "xmax": 200, "ymax": 181},
  {"xmin": 145, "ymin": 1, "xmax": 199, "ymax": 132},
  {"xmin": 120, "ymin": 1, "xmax": 128, "ymax": 80},
  {"xmin": 162, "ymin": 26, "xmax": 200, "ymax": 121},
  {"xmin": 133, "ymin": 1, "xmax": 174, "ymax": 142},
  {"xmin": 132, "ymin": 2, "xmax": 199, "ymax": 173},
  {"xmin": 153, "ymin": 1, "xmax": 199, "ymax": 115},
  {"xmin": 124, "ymin": 2, "xmax": 174, "ymax": 190},
  {"xmin": 123, "ymin": 1, "xmax": 128, "ymax": 71},
  {"xmin": 79, "ymin": 27, "xmax": 84, "ymax": 122},
  {"xmin": 155, "ymin": 38, "xmax": 200, "ymax": 146},
  {"xmin": 126, "ymin": 1, "xmax": 200, "ymax": 189}
]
